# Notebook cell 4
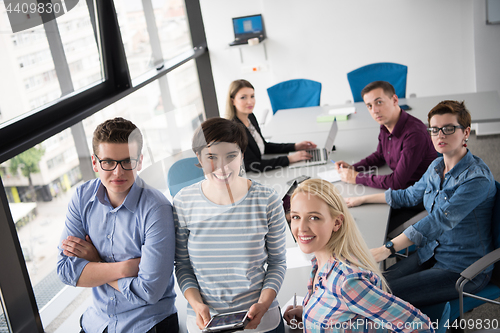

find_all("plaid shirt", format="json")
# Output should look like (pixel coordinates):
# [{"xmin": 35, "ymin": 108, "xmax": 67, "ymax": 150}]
[{"xmin": 302, "ymin": 257, "xmax": 433, "ymax": 333}]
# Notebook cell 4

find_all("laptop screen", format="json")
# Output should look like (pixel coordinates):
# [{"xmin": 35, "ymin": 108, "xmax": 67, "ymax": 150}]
[
  {"xmin": 324, "ymin": 120, "xmax": 338, "ymax": 152},
  {"xmin": 232, "ymin": 14, "xmax": 264, "ymax": 38}
]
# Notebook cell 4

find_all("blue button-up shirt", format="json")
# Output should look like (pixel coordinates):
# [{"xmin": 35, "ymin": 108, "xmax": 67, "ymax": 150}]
[
  {"xmin": 385, "ymin": 150, "xmax": 496, "ymax": 274},
  {"xmin": 57, "ymin": 177, "xmax": 176, "ymax": 333}
]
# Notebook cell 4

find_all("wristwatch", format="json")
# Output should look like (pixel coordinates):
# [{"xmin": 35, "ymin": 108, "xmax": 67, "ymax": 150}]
[{"xmin": 385, "ymin": 241, "xmax": 396, "ymax": 255}]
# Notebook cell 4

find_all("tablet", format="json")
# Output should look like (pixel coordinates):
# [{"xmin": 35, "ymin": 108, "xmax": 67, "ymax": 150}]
[{"xmin": 202, "ymin": 310, "xmax": 250, "ymax": 333}]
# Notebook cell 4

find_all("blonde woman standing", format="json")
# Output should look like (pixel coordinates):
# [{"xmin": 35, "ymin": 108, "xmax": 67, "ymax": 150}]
[{"xmin": 283, "ymin": 179, "xmax": 433, "ymax": 332}]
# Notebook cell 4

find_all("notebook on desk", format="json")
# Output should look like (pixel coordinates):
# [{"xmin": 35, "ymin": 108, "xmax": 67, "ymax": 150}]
[
  {"xmin": 229, "ymin": 14, "xmax": 266, "ymax": 46},
  {"xmin": 288, "ymin": 120, "xmax": 338, "ymax": 169}
]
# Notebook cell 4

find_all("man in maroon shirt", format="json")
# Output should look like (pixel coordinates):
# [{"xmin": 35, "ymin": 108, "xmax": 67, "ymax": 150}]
[{"xmin": 335, "ymin": 81, "xmax": 436, "ymax": 190}]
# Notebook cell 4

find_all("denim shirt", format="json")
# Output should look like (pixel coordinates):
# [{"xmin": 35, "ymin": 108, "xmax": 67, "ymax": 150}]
[{"xmin": 385, "ymin": 150, "xmax": 496, "ymax": 274}]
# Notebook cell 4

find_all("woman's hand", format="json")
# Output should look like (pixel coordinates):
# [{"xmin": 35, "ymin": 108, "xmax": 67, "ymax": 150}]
[
  {"xmin": 245, "ymin": 302, "xmax": 269, "ymax": 329},
  {"xmin": 344, "ymin": 196, "xmax": 365, "ymax": 208},
  {"xmin": 193, "ymin": 302, "xmax": 211, "ymax": 330},
  {"xmin": 62, "ymin": 235, "xmax": 102, "ymax": 262},
  {"xmin": 288, "ymin": 151, "xmax": 312, "ymax": 163},
  {"xmin": 370, "ymin": 246, "xmax": 391, "ymax": 263},
  {"xmin": 283, "ymin": 305, "xmax": 303, "ymax": 326},
  {"xmin": 295, "ymin": 141, "xmax": 317, "ymax": 151}
]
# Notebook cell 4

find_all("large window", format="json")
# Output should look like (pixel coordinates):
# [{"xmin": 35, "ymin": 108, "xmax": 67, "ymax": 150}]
[
  {"xmin": 0, "ymin": 0, "xmax": 103, "ymax": 124},
  {"xmin": 0, "ymin": 58, "xmax": 203, "ymax": 331},
  {"xmin": 0, "ymin": 0, "xmax": 215, "ymax": 332},
  {"xmin": 115, "ymin": 0, "xmax": 193, "ymax": 81}
]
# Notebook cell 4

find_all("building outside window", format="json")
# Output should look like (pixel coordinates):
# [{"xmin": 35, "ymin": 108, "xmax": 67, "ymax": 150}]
[{"xmin": 0, "ymin": 0, "xmax": 214, "ymax": 331}]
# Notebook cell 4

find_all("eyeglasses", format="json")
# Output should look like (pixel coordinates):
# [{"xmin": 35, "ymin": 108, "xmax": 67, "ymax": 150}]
[
  {"xmin": 94, "ymin": 154, "xmax": 139, "ymax": 171},
  {"xmin": 427, "ymin": 125, "xmax": 465, "ymax": 136}
]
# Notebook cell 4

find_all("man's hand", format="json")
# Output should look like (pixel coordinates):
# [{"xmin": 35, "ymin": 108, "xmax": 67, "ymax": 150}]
[
  {"xmin": 338, "ymin": 167, "xmax": 358, "ymax": 184},
  {"xmin": 288, "ymin": 151, "xmax": 312, "ymax": 164},
  {"xmin": 334, "ymin": 160, "xmax": 353, "ymax": 170},
  {"xmin": 295, "ymin": 141, "xmax": 317, "ymax": 151},
  {"xmin": 62, "ymin": 235, "xmax": 102, "ymax": 262},
  {"xmin": 245, "ymin": 302, "xmax": 269, "ymax": 329},
  {"xmin": 120, "ymin": 258, "xmax": 141, "ymax": 278}
]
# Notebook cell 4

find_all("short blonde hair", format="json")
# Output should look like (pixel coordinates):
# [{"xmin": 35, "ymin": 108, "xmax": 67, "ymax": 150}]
[
  {"xmin": 291, "ymin": 179, "xmax": 389, "ymax": 291},
  {"xmin": 225, "ymin": 79, "xmax": 254, "ymax": 119}
]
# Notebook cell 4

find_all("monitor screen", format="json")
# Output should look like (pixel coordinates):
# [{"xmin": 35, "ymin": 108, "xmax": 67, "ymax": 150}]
[{"xmin": 233, "ymin": 14, "xmax": 263, "ymax": 36}]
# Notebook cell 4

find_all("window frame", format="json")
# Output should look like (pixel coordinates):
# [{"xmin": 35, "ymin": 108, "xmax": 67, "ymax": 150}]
[{"xmin": 0, "ymin": 0, "xmax": 216, "ymax": 331}]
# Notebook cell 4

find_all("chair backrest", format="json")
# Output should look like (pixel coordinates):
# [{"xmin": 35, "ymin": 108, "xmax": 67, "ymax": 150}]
[
  {"xmin": 492, "ymin": 181, "xmax": 500, "ymax": 248},
  {"xmin": 347, "ymin": 62, "xmax": 407, "ymax": 103},
  {"xmin": 491, "ymin": 181, "xmax": 500, "ymax": 283},
  {"xmin": 167, "ymin": 157, "xmax": 205, "ymax": 198},
  {"xmin": 267, "ymin": 79, "xmax": 322, "ymax": 114}
]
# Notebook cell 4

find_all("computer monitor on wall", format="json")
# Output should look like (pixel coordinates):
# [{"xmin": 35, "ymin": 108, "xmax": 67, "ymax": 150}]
[{"xmin": 230, "ymin": 14, "xmax": 266, "ymax": 46}]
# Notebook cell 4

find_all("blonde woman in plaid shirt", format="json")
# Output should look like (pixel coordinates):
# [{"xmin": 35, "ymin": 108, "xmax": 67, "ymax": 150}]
[{"xmin": 283, "ymin": 179, "xmax": 433, "ymax": 332}]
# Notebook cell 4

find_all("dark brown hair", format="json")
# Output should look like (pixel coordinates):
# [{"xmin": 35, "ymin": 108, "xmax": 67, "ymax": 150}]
[
  {"xmin": 427, "ymin": 100, "xmax": 471, "ymax": 129},
  {"xmin": 226, "ymin": 79, "xmax": 255, "ymax": 119},
  {"xmin": 92, "ymin": 117, "xmax": 143, "ymax": 156},
  {"xmin": 192, "ymin": 117, "xmax": 248, "ymax": 157},
  {"xmin": 361, "ymin": 81, "xmax": 396, "ymax": 100}
]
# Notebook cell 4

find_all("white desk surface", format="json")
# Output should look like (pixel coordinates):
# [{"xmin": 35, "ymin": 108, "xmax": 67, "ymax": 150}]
[
  {"xmin": 256, "ymin": 115, "xmax": 396, "ymax": 332},
  {"xmin": 262, "ymin": 90, "xmax": 500, "ymax": 138}
]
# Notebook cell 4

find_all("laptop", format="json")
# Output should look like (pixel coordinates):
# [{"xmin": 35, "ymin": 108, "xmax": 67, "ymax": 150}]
[
  {"xmin": 288, "ymin": 120, "xmax": 338, "ymax": 169},
  {"xmin": 229, "ymin": 14, "xmax": 266, "ymax": 46}
]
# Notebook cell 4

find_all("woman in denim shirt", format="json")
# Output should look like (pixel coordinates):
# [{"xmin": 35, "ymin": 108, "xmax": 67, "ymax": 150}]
[{"xmin": 345, "ymin": 100, "xmax": 497, "ymax": 307}]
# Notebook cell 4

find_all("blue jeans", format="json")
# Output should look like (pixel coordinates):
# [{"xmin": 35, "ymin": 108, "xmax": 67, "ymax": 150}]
[{"xmin": 384, "ymin": 253, "xmax": 491, "ymax": 308}]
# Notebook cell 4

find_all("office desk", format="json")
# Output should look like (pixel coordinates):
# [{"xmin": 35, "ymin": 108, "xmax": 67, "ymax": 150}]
[
  {"xmin": 262, "ymin": 90, "xmax": 500, "ymax": 138},
  {"xmin": 256, "ymin": 114, "xmax": 397, "ymax": 332},
  {"xmin": 253, "ymin": 127, "xmax": 389, "ymax": 250}
]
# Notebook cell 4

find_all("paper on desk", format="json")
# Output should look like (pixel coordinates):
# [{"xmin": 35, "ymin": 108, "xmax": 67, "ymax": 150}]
[
  {"xmin": 317, "ymin": 169, "xmax": 341, "ymax": 182},
  {"xmin": 328, "ymin": 106, "xmax": 356, "ymax": 116}
]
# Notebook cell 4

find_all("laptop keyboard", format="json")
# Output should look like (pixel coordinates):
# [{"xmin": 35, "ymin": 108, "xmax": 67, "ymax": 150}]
[{"xmin": 307, "ymin": 149, "xmax": 323, "ymax": 162}]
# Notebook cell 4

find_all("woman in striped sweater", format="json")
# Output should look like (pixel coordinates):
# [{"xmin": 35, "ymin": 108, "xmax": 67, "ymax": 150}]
[{"xmin": 174, "ymin": 117, "xmax": 287, "ymax": 333}]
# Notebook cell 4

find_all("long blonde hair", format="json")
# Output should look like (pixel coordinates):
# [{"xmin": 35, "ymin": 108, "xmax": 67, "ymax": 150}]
[
  {"xmin": 225, "ymin": 79, "xmax": 255, "ymax": 119},
  {"xmin": 291, "ymin": 179, "xmax": 389, "ymax": 292}
]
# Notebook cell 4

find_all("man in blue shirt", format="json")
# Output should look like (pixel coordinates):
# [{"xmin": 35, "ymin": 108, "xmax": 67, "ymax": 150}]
[{"xmin": 57, "ymin": 118, "xmax": 178, "ymax": 333}]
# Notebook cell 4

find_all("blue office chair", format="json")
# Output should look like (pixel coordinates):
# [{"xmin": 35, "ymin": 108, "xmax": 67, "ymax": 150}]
[
  {"xmin": 167, "ymin": 157, "xmax": 205, "ymax": 198},
  {"xmin": 267, "ymin": 79, "xmax": 322, "ymax": 114},
  {"xmin": 420, "ymin": 181, "xmax": 500, "ymax": 326},
  {"xmin": 419, "ymin": 301, "xmax": 450, "ymax": 333},
  {"xmin": 453, "ymin": 180, "xmax": 500, "ymax": 321},
  {"xmin": 347, "ymin": 62, "xmax": 407, "ymax": 102}
]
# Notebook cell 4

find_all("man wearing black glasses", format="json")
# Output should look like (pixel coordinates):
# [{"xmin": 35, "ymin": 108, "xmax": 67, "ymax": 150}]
[
  {"xmin": 57, "ymin": 117, "xmax": 178, "ymax": 333},
  {"xmin": 335, "ymin": 81, "xmax": 437, "ymax": 190}
]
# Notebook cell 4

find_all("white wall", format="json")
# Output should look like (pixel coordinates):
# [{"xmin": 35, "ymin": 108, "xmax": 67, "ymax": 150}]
[
  {"xmin": 473, "ymin": 0, "xmax": 500, "ymax": 94},
  {"xmin": 199, "ymin": 0, "xmax": 497, "ymax": 121}
]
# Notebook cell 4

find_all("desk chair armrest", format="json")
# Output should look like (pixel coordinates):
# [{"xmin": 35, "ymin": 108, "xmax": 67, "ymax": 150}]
[
  {"xmin": 458, "ymin": 248, "xmax": 500, "ymax": 282},
  {"xmin": 455, "ymin": 248, "xmax": 500, "ymax": 320}
]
